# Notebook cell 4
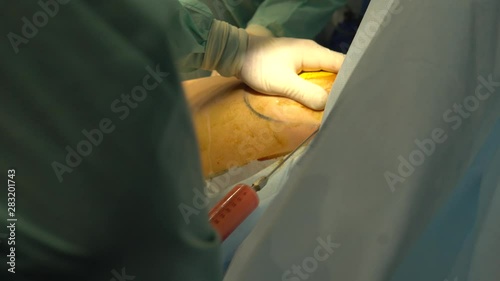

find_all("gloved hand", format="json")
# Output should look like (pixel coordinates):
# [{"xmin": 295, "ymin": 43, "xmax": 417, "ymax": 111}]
[
  {"xmin": 239, "ymin": 35, "xmax": 344, "ymax": 110},
  {"xmin": 245, "ymin": 24, "xmax": 274, "ymax": 37},
  {"xmin": 211, "ymin": 24, "xmax": 273, "ymax": 77},
  {"xmin": 202, "ymin": 20, "xmax": 345, "ymax": 110}
]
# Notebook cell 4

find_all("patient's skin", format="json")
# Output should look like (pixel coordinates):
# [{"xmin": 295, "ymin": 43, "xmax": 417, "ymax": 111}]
[{"xmin": 183, "ymin": 72, "xmax": 336, "ymax": 178}]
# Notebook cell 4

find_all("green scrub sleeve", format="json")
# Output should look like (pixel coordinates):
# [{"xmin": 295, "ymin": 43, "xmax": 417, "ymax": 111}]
[
  {"xmin": 170, "ymin": 0, "xmax": 215, "ymax": 72},
  {"xmin": 249, "ymin": 0, "xmax": 348, "ymax": 38},
  {"xmin": 179, "ymin": 0, "xmax": 347, "ymax": 39},
  {"xmin": 169, "ymin": 1, "xmax": 248, "ymax": 76},
  {"xmin": 0, "ymin": 0, "xmax": 226, "ymax": 280}
]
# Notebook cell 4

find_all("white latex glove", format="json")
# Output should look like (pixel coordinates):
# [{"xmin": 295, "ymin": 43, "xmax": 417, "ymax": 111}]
[
  {"xmin": 239, "ymin": 36, "xmax": 345, "ymax": 110},
  {"xmin": 203, "ymin": 20, "xmax": 345, "ymax": 110}
]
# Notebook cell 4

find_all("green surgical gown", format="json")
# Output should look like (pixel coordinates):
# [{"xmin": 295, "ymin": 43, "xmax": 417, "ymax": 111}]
[
  {"xmin": 1, "ymin": 1, "xmax": 223, "ymax": 280},
  {"xmin": 181, "ymin": 0, "xmax": 347, "ymax": 39},
  {"xmin": 178, "ymin": 0, "xmax": 347, "ymax": 80}
]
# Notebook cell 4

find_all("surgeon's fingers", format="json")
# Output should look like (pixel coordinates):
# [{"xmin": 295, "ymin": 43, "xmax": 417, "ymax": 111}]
[
  {"xmin": 267, "ymin": 71, "xmax": 329, "ymax": 110},
  {"xmin": 299, "ymin": 40, "xmax": 345, "ymax": 73}
]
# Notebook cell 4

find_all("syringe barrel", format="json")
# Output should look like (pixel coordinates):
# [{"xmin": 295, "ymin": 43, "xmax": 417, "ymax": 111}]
[{"xmin": 209, "ymin": 184, "xmax": 259, "ymax": 241}]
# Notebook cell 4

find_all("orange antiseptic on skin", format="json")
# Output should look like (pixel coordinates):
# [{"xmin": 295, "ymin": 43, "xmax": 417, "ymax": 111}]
[
  {"xmin": 244, "ymin": 71, "xmax": 336, "ymax": 124},
  {"xmin": 182, "ymin": 71, "xmax": 337, "ymax": 178}
]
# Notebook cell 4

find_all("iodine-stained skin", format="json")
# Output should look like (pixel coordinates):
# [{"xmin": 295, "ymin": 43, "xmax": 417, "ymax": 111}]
[
  {"xmin": 183, "ymin": 72, "xmax": 337, "ymax": 178},
  {"xmin": 244, "ymin": 71, "xmax": 336, "ymax": 124}
]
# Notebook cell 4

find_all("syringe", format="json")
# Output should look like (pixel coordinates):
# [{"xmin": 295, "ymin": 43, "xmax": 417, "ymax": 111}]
[{"xmin": 208, "ymin": 128, "xmax": 319, "ymax": 241}]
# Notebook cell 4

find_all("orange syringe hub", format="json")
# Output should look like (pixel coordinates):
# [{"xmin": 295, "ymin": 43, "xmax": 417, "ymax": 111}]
[{"xmin": 208, "ymin": 184, "xmax": 260, "ymax": 241}]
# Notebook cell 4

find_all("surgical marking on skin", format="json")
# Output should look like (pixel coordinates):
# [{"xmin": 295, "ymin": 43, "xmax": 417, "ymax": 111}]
[{"xmin": 243, "ymin": 91, "xmax": 284, "ymax": 123}]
